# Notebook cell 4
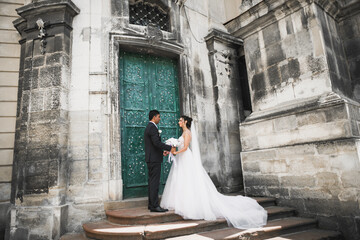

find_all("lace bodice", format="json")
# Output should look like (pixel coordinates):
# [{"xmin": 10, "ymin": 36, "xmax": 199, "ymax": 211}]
[{"xmin": 179, "ymin": 130, "xmax": 191, "ymax": 150}]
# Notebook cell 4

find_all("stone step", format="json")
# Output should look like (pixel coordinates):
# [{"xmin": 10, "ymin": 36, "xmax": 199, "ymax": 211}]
[
  {"xmin": 104, "ymin": 197, "xmax": 148, "ymax": 210},
  {"xmin": 83, "ymin": 218, "xmax": 228, "ymax": 240},
  {"xmin": 252, "ymin": 197, "xmax": 277, "ymax": 207},
  {"xmin": 264, "ymin": 229, "xmax": 343, "ymax": 240},
  {"xmin": 104, "ymin": 196, "xmax": 276, "ymax": 211},
  {"xmin": 105, "ymin": 205, "xmax": 294, "ymax": 225},
  {"xmin": 106, "ymin": 206, "xmax": 183, "ymax": 225},
  {"xmin": 266, "ymin": 206, "xmax": 296, "ymax": 220},
  {"xmin": 60, "ymin": 233, "xmax": 88, "ymax": 240},
  {"xmin": 83, "ymin": 216, "xmax": 316, "ymax": 240},
  {"xmin": 166, "ymin": 217, "xmax": 318, "ymax": 240}
]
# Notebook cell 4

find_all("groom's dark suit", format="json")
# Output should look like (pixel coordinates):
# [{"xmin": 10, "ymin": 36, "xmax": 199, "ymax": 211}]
[{"xmin": 144, "ymin": 122, "xmax": 172, "ymax": 209}]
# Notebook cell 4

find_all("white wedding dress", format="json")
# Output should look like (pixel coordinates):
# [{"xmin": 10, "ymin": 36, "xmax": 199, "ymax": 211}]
[{"xmin": 161, "ymin": 125, "xmax": 268, "ymax": 229}]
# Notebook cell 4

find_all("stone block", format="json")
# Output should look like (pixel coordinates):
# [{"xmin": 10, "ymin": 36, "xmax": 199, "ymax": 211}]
[
  {"xmin": 0, "ymin": 149, "xmax": 13, "ymax": 165},
  {"xmin": 338, "ymin": 188, "xmax": 359, "ymax": 202},
  {"xmin": 267, "ymin": 187, "xmax": 290, "ymax": 198},
  {"xmin": 46, "ymin": 52, "xmax": 69, "ymax": 66},
  {"xmin": 244, "ymin": 186, "xmax": 267, "ymax": 197},
  {"xmin": 329, "ymin": 153, "xmax": 359, "ymax": 172},
  {"xmin": 263, "ymin": 22, "xmax": 281, "ymax": 47},
  {"xmin": 281, "ymin": 175, "xmax": 316, "ymax": 188},
  {"xmin": 69, "ymin": 160, "xmax": 88, "ymax": 185},
  {"xmin": 277, "ymin": 198, "xmax": 305, "ymax": 212},
  {"xmin": 243, "ymin": 174, "xmax": 279, "ymax": 187},
  {"xmin": 12, "ymin": 228, "xmax": 29, "ymax": 240},
  {"xmin": 316, "ymin": 172, "xmax": 340, "ymax": 189},
  {"xmin": 39, "ymin": 66, "xmax": 63, "ymax": 88},
  {"xmin": 0, "ymin": 43, "xmax": 20, "ymax": 58},
  {"xmin": 0, "ymin": 30, "xmax": 20, "ymax": 44},
  {"xmin": 259, "ymin": 159, "xmax": 288, "ymax": 173},
  {"xmin": 0, "ymin": 166, "xmax": 12, "ymax": 182},
  {"xmin": 241, "ymin": 149, "xmax": 277, "ymax": 162},
  {"xmin": 0, "ymin": 87, "xmax": 18, "ymax": 101},
  {"xmin": 0, "ymin": 133, "xmax": 15, "ymax": 148},
  {"xmin": 0, "ymin": 117, "xmax": 16, "ymax": 133},
  {"xmin": 266, "ymin": 43, "xmax": 285, "ymax": 67},
  {"xmin": 250, "ymin": 71, "xmax": 265, "ymax": 92},
  {"xmin": 0, "ymin": 183, "xmax": 11, "ymax": 201},
  {"xmin": 0, "ymin": 57, "xmax": 19, "ymax": 72},
  {"xmin": 268, "ymin": 65, "xmax": 280, "ymax": 86},
  {"xmin": 280, "ymin": 58, "xmax": 300, "ymax": 81},
  {"xmin": 240, "ymin": 136, "xmax": 259, "ymax": 150},
  {"xmin": 242, "ymin": 161, "xmax": 260, "ymax": 173},
  {"xmin": 296, "ymin": 111, "xmax": 326, "ymax": 127},
  {"xmin": 341, "ymin": 171, "xmax": 360, "ymax": 188},
  {"xmin": 290, "ymin": 188, "xmax": 332, "ymax": 199},
  {"xmin": 283, "ymin": 34, "xmax": 299, "ymax": 58},
  {"xmin": 274, "ymin": 115, "xmax": 297, "ymax": 131},
  {"xmin": 32, "ymin": 56, "xmax": 45, "ymax": 68},
  {"xmin": 277, "ymin": 144, "xmax": 316, "ymax": 157},
  {"xmin": 0, "ymin": 72, "xmax": 19, "ymax": 87}
]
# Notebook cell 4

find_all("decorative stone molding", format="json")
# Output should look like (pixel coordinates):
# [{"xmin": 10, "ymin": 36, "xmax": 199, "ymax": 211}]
[{"xmin": 225, "ymin": 0, "xmax": 360, "ymax": 38}]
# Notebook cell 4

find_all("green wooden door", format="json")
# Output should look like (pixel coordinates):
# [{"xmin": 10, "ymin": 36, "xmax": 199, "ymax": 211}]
[{"xmin": 119, "ymin": 50, "xmax": 180, "ymax": 199}]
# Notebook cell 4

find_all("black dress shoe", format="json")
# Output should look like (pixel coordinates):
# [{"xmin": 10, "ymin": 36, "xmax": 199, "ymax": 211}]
[{"xmin": 150, "ymin": 206, "xmax": 168, "ymax": 212}]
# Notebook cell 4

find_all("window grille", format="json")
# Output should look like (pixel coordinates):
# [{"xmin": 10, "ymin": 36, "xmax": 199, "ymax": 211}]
[{"xmin": 129, "ymin": 1, "xmax": 170, "ymax": 32}]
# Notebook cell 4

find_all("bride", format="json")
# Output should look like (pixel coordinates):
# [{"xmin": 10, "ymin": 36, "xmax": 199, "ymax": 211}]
[{"xmin": 160, "ymin": 116, "xmax": 268, "ymax": 229}]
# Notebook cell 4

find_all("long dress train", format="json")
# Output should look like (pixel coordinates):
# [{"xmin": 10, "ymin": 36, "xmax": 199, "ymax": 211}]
[{"xmin": 160, "ymin": 128, "xmax": 267, "ymax": 229}]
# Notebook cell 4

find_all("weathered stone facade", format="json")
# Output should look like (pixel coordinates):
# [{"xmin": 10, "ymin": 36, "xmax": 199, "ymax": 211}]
[
  {"xmin": 0, "ymin": 0, "xmax": 359, "ymax": 239},
  {"xmin": 4, "ymin": 0, "xmax": 245, "ymax": 239},
  {"xmin": 225, "ymin": 0, "xmax": 360, "ymax": 239}
]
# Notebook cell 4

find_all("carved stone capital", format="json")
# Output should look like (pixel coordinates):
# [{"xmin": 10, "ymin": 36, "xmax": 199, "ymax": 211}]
[{"xmin": 13, "ymin": 0, "xmax": 80, "ymax": 36}]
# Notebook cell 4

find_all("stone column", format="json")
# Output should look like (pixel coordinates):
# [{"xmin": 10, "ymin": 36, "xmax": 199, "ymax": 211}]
[
  {"xmin": 10, "ymin": 1, "xmax": 79, "ymax": 239},
  {"xmin": 205, "ymin": 29, "xmax": 244, "ymax": 193}
]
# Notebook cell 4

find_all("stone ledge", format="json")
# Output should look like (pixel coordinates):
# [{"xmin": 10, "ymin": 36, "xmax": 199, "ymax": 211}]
[
  {"xmin": 242, "ymin": 92, "xmax": 359, "ymax": 124},
  {"xmin": 16, "ymin": 0, "xmax": 80, "ymax": 17},
  {"xmin": 225, "ymin": 0, "xmax": 360, "ymax": 38}
]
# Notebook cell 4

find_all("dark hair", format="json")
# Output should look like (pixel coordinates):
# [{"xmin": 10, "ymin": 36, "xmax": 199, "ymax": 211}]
[
  {"xmin": 181, "ymin": 115, "xmax": 193, "ymax": 129},
  {"xmin": 149, "ymin": 110, "xmax": 160, "ymax": 120}
]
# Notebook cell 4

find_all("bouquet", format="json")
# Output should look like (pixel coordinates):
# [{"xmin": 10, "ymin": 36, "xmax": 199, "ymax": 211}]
[
  {"xmin": 165, "ymin": 138, "xmax": 180, "ymax": 147},
  {"xmin": 165, "ymin": 137, "xmax": 180, "ymax": 164}
]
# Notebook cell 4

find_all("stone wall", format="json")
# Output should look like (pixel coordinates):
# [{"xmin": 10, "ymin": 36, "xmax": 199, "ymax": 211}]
[
  {"xmin": 0, "ymin": 1, "xmax": 26, "ymax": 239},
  {"xmin": 225, "ymin": 0, "xmax": 360, "ymax": 239},
  {"xmin": 240, "ymin": 100, "xmax": 360, "ymax": 239}
]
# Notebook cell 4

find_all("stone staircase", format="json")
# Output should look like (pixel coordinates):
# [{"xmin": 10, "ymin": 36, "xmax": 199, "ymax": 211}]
[{"xmin": 60, "ymin": 197, "xmax": 343, "ymax": 240}]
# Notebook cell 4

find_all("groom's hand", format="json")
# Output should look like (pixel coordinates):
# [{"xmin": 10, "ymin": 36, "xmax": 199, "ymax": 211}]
[
  {"xmin": 170, "ymin": 147, "xmax": 176, "ymax": 154},
  {"xmin": 163, "ymin": 151, "xmax": 169, "ymax": 156}
]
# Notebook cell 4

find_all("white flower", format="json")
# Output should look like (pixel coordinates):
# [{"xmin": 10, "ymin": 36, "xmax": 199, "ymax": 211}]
[
  {"xmin": 158, "ymin": 130, "xmax": 162, "ymax": 134},
  {"xmin": 166, "ymin": 138, "xmax": 180, "ymax": 147}
]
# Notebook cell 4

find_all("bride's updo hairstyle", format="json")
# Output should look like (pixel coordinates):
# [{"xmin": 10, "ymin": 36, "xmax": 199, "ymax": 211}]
[{"xmin": 181, "ymin": 115, "xmax": 193, "ymax": 129}]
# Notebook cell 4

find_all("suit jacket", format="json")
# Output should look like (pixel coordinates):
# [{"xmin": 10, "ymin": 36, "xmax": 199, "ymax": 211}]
[{"xmin": 144, "ymin": 122, "xmax": 172, "ymax": 163}]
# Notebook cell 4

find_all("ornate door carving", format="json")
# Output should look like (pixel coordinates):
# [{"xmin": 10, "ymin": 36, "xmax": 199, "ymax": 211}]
[{"xmin": 119, "ymin": 50, "xmax": 180, "ymax": 198}]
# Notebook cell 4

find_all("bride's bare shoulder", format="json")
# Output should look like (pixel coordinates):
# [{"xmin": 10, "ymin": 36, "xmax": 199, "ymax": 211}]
[{"xmin": 183, "ymin": 130, "xmax": 192, "ymax": 137}]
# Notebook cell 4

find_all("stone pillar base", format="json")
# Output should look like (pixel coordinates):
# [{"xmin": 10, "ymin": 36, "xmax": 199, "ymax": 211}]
[{"xmin": 9, "ymin": 204, "xmax": 68, "ymax": 240}]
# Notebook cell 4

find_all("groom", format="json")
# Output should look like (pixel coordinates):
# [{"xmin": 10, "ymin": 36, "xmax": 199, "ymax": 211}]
[{"xmin": 144, "ymin": 110, "xmax": 175, "ymax": 212}]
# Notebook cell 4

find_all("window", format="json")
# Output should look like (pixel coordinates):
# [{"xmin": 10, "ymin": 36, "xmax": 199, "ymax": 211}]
[{"xmin": 129, "ymin": 0, "xmax": 170, "ymax": 31}]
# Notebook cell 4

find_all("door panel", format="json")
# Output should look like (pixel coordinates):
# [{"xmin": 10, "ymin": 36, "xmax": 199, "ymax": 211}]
[{"xmin": 119, "ymin": 51, "xmax": 180, "ymax": 199}]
